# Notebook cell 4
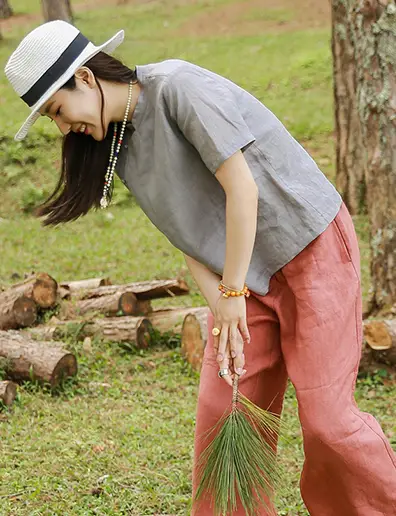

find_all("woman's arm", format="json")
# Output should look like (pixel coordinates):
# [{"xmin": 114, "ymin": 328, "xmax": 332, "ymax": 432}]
[
  {"xmin": 184, "ymin": 147, "xmax": 258, "ymax": 311},
  {"xmin": 215, "ymin": 150, "xmax": 259, "ymax": 291},
  {"xmin": 183, "ymin": 254, "xmax": 222, "ymax": 315}
]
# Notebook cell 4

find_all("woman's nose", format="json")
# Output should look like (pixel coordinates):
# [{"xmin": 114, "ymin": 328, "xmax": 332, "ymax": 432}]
[{"xmin": 56, "ymin": 119, "xmax": 71, "ymax": 135}]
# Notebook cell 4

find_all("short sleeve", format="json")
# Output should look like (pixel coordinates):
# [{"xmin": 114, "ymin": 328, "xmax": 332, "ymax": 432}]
[{"xmin": 163, "ymin": 66, "xmax": 256, "ymax": 174}]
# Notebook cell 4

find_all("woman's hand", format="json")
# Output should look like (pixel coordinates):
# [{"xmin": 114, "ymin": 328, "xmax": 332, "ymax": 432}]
[{"xmin": 213, "ymin": 294, "xmax": 250, "ymax": 386}]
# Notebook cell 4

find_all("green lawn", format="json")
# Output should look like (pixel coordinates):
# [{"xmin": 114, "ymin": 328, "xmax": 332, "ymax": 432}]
[{"xmin": 0, "ymin": 1, "xmax": 394, "ymax": 514}]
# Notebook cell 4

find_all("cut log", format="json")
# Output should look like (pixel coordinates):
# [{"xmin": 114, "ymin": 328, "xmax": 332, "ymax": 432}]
[
  {"xmin": 0, "ymin": 330, "xmax": 77, "ymax": 387},
  {"xmin": 81, "ymin": 317, "xmax": 152, "ymax": 348},
  {"xmin": 181, "ymin": 308, "xmax": 209, "ymax": 371},
  {"xmin": 27, "ymin": 317, "xmax": 152, "ymax": 348},
  {"xmin": 60, "ymin": 277, "xmax": 112, "ymax": 293},
  {"xmin": 0, "ymin": 295, "xmax": 38, "ymax": 330},
  {"xmin": 60, "ymin": 292, "xmax": 152, "ymax": 318},
  {"xmin": 27, "ymin": 307, "xmax": 204, "ymax": 344},
  {"xmin": 148, "ymin": 306, "xmax": 209, "ymax": 334},
  {"xmin": 363, "ymin": 319, "xmax": 396, "ymax": 367},
  {"xmin": 2, "ymin": 273, "xmax": 58, "ymax": 308},
  {"xmin": 76, "ymin": 278, "xmax": 189, "ymax": 301},
  {"xmin": 0, "ymin": 380, "xmax": 17, "ymax": 407}
]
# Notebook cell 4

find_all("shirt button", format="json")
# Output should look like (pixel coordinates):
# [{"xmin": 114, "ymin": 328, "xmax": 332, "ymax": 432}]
[{"xmin": 124, "ymin": 144, "xmax": 128, "ymax": 149}]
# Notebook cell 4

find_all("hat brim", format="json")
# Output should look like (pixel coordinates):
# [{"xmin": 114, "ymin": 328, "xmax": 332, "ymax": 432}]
[{"xmin": 14, "ymin": 29, "xmax": 125, "ymax": 141}]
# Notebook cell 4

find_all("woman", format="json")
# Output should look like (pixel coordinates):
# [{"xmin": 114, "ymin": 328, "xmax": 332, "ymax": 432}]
[{"xmin": 5, "ymin": 20, "xmax": 396, "ymax": 515}]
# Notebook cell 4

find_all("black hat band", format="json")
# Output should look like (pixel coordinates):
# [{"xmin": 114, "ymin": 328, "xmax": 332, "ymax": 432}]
[{"xmin": 21, "ymin": 32, "xmax": 89, "ymax": 108}]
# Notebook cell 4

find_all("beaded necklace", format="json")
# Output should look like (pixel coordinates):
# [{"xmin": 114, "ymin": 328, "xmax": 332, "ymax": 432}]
[{"xmin": 100, "ymin": 80, "xmax": 133, "ymax": 209}]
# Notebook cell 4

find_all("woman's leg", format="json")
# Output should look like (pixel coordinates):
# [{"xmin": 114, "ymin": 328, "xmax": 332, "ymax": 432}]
[
  {"xmin": 191, "ymin": 287, "xmax": 288, "ymax": 515},
  {"xmin": 271, "ymin": 202, "xmax": 396, "ymax": 516}
]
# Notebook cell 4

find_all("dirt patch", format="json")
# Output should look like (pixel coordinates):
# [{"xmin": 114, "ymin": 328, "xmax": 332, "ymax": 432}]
[{"xmin": 175, "ymin": 0, "xmax": 331, "ymax": 38}]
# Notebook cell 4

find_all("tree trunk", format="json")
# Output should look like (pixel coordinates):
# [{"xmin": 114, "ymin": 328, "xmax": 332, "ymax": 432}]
[
  {"xmin": 181, "ymin": 308, "xmax": 209, "ymax": 371},
  {"xmin": 0, "ymin": 380, "xmax": 17, "ymax": 407},
  {"xmin": 331, "ymin": 0, "xmax": 366, "ymax": 214},
  {"xmin": 351, "ymin": 1, "xmax": 396, "ymax": 314},
  {"xmin": 42, "ymin": 0, "xmax": 73, "ymax": 23},
  {"xmin": 0, "ymin": 0, "xmax": 13, "ymax": 19},
  {"xmin": 0, "ymin": 330, "xmax": 77, "ymax": 387},
  {"xmin": 332, "ymin": 0, "xmax": 396, "ymax": 313}
]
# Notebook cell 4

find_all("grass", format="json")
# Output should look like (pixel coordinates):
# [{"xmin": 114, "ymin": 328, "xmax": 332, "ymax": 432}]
[{"xmin": 0, "ymin": 0, "xmax": 395, "ymax": 514}]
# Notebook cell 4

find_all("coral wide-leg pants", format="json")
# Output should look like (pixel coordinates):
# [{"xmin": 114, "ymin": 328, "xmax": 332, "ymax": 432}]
[{"xmin": 192, "ymin": 203, "xmax": 396, "ymax": 516}]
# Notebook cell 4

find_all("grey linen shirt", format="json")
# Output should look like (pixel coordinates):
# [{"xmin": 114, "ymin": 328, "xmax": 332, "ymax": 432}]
[{"xmin": 116, "ymin": 59, "xmax": 342, "ymax": 296}]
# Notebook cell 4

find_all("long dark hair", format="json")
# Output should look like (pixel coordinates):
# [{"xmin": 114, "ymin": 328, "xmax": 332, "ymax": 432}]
[{"xmin": 36, "ymin": 52, "xmax": 137, "ymax": 226}]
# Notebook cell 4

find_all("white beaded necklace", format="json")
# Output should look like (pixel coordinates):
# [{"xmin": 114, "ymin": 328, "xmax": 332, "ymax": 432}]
[{"xmin": 100, "ymin": 81, "xmax": 133, "ymax": 209}]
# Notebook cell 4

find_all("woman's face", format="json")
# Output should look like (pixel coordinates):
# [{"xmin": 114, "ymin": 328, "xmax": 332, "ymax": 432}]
[{"xmin": 39, "ymin": 68, "xmax": 105, "ymax": 141}]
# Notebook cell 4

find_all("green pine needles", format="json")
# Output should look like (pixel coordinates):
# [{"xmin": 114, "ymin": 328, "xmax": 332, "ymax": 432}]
[{"xmin": 193, "ymin": 375, "xmax": 285, "ymax": 515}]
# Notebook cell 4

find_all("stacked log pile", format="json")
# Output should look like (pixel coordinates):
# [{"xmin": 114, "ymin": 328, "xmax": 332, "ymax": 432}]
[
  {"xmin": 0, "ymin": 273, "xmax": 211, "ymax": 407},
  {"xmin": 0, "ymin": 272, "xmax": 395, "ymax": 409}
]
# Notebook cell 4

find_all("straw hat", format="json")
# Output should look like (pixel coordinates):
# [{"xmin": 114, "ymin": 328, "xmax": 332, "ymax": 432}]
[{"xmin": 4, "ymin": 20, "xmax": 124, "ymax": 141}]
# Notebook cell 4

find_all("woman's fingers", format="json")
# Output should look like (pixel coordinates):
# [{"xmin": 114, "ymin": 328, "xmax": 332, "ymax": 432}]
[
  {"xmin": 239, "ymin": 316, "xmax": 251, "ymax": 345},
  {"xmin": 231, "ymin": 326, "xmax": 246, "ymax": 376},
  {"xmin": 216, "ymin": 323, "xmax": 229, "ymax": 363},
  {"xmin": 212, "ymin": 321, "xmax": 247, "ymax": 385},
  {"xmin": 219, "ymin": 352, "xmax": 233, "ymax": 387}
]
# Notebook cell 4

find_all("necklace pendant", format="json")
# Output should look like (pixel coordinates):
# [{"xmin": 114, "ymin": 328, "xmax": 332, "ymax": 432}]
[{"xmin": 100, "ymin": 196, "xmax": 109, "ymax": 209}]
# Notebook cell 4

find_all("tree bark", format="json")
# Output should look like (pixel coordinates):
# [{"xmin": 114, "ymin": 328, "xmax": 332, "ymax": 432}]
[
  {"xmin": 0, "ymin": 0, "xmax": 13, "ymax": 19},
  {"xmin": 181, "ymin": 309, "xmax": 209, "ymax": 371},
  {"xmin": 0, "ymin": 380, "xmax": 17, "ymax": 407},
  {"xmin": 331, "ymin": 0, "xmax": 366, "ymax": 214},
  {"xmin": 351, "ymin": 0, "xmax": 396, "ymax": 313},
  {"xmin": 29, "ymin": 316, "xmax": 153, "ymax": 348},
  {"xmin": 0, "ymin": 330, "xmax": 77, "ymax": 387},
  {"xmin": 332, "ymin": 0, "xmax": 396, "ymax": 313},
  {"xmin": 42, "ymin": 0, "xmax": 73, "ymax": 23},
  {"xmin": 81, "ymin": 317, "xmax": 152, "ymax": 347},
  {"xmin": 60, "ymin": 277, "xmax": 112, "ymax": 295}
]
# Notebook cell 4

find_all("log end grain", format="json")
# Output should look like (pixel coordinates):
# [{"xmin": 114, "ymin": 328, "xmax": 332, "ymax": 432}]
[
  {"xmin": 137, "ymin": 319, "xmax": 153, "ymax": 349},
  {"xmin": 51, "ymin": 353, "xmax": 78, "ymax": 388},
  {"xmin": 181, "ymin": 312, "xmax": 208, "ymax": 372},
  {"xmin": 13, "ymin": 296, "xmax": 37, "ymax": 328},
  {"xmin": 364, "ymin": 321, "xmax": 392, "ymax": 350},
  {"xmin": 32, "ymin": 273, "xmax": 58, "ymax": 308},
  {"xmin": 119, "ymin": 292, "xmax": 138, "ymax": 315},
  {"xmin": 0, "ymin": 380, "xmax": 17, "ymax": 407}
]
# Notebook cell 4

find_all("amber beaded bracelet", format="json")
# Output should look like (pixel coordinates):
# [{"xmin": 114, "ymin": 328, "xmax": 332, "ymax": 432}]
[{"xmin": 218, "ymin": 281, "xmax": 251, "ymax": 298}]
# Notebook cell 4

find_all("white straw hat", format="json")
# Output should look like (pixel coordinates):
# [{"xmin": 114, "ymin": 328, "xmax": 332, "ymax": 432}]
[{"xmin": 5, "ymin": 20, "xmax": 124, "ymax": 141}]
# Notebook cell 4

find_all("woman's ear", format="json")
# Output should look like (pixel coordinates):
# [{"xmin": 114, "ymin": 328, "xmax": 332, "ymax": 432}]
[{"xmin": 74, "ymin": 67, "xmax": 96, "ymax": 88}]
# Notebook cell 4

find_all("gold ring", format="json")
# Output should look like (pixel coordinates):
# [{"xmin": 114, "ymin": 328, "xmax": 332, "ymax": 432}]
[{"xmin": 211, "ymin": 327, "xmax": 221, "ymax": 337}]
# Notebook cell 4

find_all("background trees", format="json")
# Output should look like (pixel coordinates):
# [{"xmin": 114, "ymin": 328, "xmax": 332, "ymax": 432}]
[{"xmin": 332, "ymin": 0, "xmax": 396, "ymax": 315}]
